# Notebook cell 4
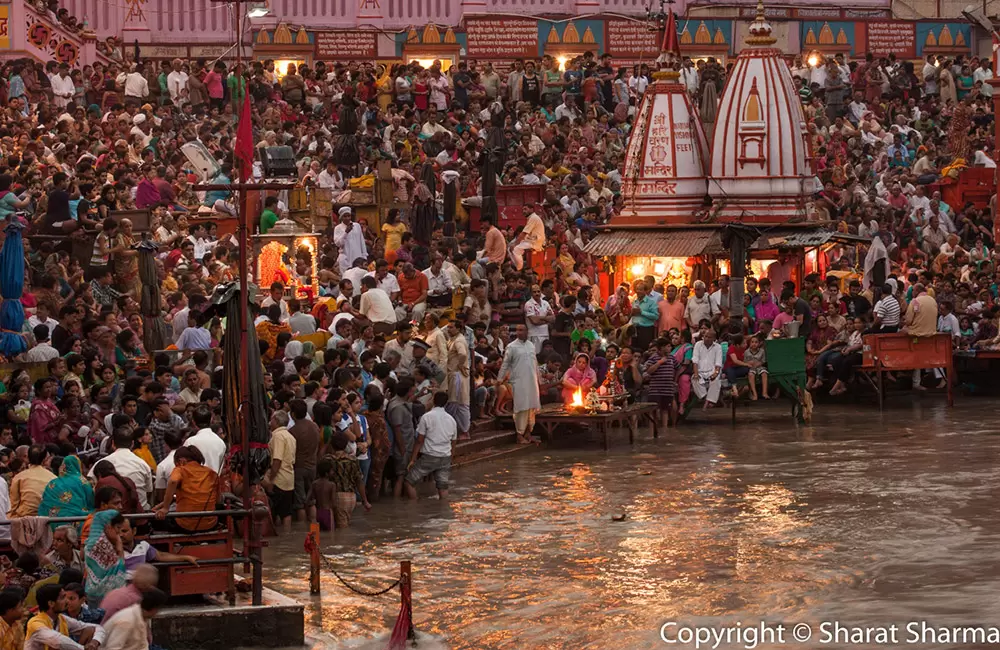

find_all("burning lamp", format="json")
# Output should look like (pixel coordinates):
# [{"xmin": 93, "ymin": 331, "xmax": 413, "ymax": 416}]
[
  {"xmin": 807, "ymin": 53, "xmax": 820, "ymax": 67},
  {"xmin": 630, "ymin": 263, "xmax": 645, "ymax": 277}
]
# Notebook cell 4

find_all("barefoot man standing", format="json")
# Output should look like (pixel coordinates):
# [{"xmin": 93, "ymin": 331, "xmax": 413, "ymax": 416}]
[{"xmin": 499, "ymin": 324, "xmax": 541, "ymax": 444}]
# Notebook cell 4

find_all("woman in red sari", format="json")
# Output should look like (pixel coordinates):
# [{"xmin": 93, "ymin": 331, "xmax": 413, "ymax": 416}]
[
  {"xmin": 604, "ymin": 283, "xmax": 633, "ymax": 329},
  {"xmin": 27, "ymin": 377, "xmax": 61, "ymax": 445}
]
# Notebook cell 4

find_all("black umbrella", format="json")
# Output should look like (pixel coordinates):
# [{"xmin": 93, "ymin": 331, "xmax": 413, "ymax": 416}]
[
  {"xmin": 332, "ymin": 92, "xmax": 360, "ymax": 169},
  {"xmin": 411, "ymin": 162, "xmax": 437, "ymax": 246},
  {"xmin": 480, "ymin": 125, "xmax": 507, "ymax": 226},
  {"xmin": 136, "ymin": 236, "xmax": 166, "ymax": 353},
  {"xmin": 442, "ymin": 171, "xmax": 456, "ymax": 224},
  {"xmin": 213, "ymin": 282, "xmax": 271, "ymax": 485}
]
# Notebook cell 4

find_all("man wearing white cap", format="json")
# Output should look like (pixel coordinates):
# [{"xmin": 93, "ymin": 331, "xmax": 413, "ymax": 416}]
[
  {"xmin": 333, "ymin": 206, "xmax": 368, "ymax": 273},
  {"xmin": 131, "ymin": 114, "xmax": 151, "ymax": 148}
]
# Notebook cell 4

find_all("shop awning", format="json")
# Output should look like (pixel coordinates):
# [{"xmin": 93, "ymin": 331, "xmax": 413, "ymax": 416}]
[
  {"xmin": 752, "ymin": 227, "xmax": 871, "ymax": 250},
  {"xmin": 584, "ymin": 228, "xmax": 725, "ymax": 258}
]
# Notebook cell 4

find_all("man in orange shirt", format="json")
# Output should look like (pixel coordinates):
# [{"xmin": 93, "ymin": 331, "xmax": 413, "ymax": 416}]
[
  {"xmin": 478, "ymin": 216, "xmax": 507, "ymax": 265},
  {"xmin": 397, "ymin": 262, "xmax": 429, "ymax": 322},
  {"xmin": 657, "ymin": 284, "xmax": 686, "ymax": 334}
]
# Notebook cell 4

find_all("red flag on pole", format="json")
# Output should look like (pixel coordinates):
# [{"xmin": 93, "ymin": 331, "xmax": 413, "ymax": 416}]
[
  {"xmin": 234, "ymin": 91, "xmax": 254, "ymax": 182},
  {"xmin": 661, "ymin": 8, "xmax": 681, "ymax": 58}
]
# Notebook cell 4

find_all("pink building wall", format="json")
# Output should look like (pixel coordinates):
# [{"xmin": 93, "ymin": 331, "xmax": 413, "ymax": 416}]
[{"xmin": 56, "ymin": 0, "xmax": 893, "ymax": 45}]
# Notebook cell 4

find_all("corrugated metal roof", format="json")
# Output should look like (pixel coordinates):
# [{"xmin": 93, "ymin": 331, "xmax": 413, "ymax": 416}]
[
  {"xmin": 585, "ymin": 226, "xmax": 866, "ymax": 257},
  {"xmin": 752, "ymin": 227, "xmax": 871, "ymax": 249},
  {"xmin": 584, "ymin": 229, "xmax": 725, "ymax": 257}
]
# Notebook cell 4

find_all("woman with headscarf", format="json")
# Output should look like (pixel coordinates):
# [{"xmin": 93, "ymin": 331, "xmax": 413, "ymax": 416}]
[
  {"xmin": 561, "ymin": 353, "xmax": 597, "ymax": 403},
  {"xmin": 84, "ymin": 509, "xmax": 126, "ymax": 607},
  {"xmin": 604, "ymin": 283, "xmax": 632, "ymax": 329},
  {"xmin": 283, "ymin": 340, "xmax": 304, "ymax": 377},
  {"xmin": 38, "ymin": 456, "xmax": 94, "ymax": 527}
]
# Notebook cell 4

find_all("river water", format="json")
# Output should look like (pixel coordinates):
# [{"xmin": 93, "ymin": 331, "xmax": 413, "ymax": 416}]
[{"xmin": 262, "ymin": 402, "xmax": 1000, "ymax": 649}]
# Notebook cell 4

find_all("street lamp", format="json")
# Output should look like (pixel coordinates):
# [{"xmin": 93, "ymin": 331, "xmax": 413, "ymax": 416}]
[{"xmin": 247, "ymin": 3, "xmax": 270, "ymax": 18}]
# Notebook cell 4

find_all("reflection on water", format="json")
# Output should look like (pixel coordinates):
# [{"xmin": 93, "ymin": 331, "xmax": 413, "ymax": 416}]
[{"xmin": 263, "ymin": 403, "xmax": 1000, "ymax": 649}]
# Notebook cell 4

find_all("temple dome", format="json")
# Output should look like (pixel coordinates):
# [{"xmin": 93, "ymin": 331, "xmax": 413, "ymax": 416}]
[
  {"xmin": 617, "ymin": 10, "xmax": 710, "ymax": 226},
  {"xmin": 708, "ymin": 0, "xmax": 819, "ymax": 222}
]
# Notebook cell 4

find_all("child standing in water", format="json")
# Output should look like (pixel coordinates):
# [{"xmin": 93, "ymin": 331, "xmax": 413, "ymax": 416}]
[{"xmin": 308, "ymin": 458, "xmax": 335, "ymax": 531}]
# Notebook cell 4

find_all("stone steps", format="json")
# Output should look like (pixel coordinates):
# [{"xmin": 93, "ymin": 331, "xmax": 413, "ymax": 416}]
[{"xmin": 452, "ymin": 426, "xmax": 535, "ymax": 468}]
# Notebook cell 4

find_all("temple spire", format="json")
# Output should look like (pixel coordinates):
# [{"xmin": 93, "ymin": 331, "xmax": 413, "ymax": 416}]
[
  {"xmin": 745, "ymin": 0, "xmax": 777, "ymax": 46},
  {"xmin": 654, "ymin": 0, "xmax": 681, "ymax": 78}
]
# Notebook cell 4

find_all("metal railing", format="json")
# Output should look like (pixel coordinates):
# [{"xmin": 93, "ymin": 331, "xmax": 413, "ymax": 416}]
[{"xmin": 0, "ymin": 508, "xmax": 264, "ymax": 605}]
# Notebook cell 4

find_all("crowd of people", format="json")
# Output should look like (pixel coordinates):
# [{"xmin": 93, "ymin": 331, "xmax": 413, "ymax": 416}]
[{"xmin": 0, "ymin": 7, "xmax": 994, "ymax": 644}]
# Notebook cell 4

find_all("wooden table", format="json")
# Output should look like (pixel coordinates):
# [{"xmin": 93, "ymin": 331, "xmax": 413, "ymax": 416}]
[{"xmin": 534, "ymin": 402, "xmax": 660, "ymax": 450}]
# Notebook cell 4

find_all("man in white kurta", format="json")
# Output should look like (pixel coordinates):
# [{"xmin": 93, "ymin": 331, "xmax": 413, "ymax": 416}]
[
  {"xmin": 510, "ymin": 207, "xmax": 546, "ymax": 271},
  {"xmin": 333, "ymin": 206, "xmax": 368, "ymax": 273},
  {"xmin": 691, "ymin": 328, "xmax": 724, "ymax": 407},
  {"xmin": 445, "ymin": 322, "xmax": 471, "ymax": 440},
  {"xmin": 499, "ymin": 325, "xmax": 541, "ymax": 443},
  {"xmin": 424, "ymin": 317, "xmax": 450, "ymax": 370}
]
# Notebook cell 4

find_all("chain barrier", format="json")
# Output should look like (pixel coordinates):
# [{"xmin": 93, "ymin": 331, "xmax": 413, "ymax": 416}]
[
  {"xmin": 321, "ymin": 555, "xmax": 402, "ymax": 597},
  {"xmin": 305, "ymin": 534, "xmax": 401, "ymax": 597}
]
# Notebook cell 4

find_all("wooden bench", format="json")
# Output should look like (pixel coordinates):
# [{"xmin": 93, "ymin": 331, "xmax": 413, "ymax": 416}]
[
  {"xmin": 859, "ymin": 333, "xmax": 954, "ymax": 409},
  {"xmin": 147, "ymin": 523, "xmax": 236, "ymax": 605}
]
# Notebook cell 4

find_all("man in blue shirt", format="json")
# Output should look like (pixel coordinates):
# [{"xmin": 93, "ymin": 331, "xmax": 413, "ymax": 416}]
[
  {"xmin": 629, "ymin": 281, "xmax": 660, "ymax": 352},
  {"xmin": 885, "ymin": 134, "xmax": 909, "ymax": 164}
]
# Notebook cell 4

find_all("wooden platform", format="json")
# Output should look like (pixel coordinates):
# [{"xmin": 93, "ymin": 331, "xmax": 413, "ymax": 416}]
[
  {"xmin": 860, "ymin": 333, "xmax": 954, "ymax": 409},
  {"xmin": 534, "ymin": 402, "xmax": 660, "ymax": 450}
]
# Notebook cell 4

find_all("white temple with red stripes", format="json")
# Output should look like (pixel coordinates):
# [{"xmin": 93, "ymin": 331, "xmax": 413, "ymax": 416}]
[
  {"xmin": 618, "ymin": 8, "xmax": 711, "ymax": 226},
  {"xmin": 585, "ymin": 0, "xmax": 835, "ymax": 295},
  {"xmin": 708, "ymin": 0, "xmax": 820, "ymax": 222}
]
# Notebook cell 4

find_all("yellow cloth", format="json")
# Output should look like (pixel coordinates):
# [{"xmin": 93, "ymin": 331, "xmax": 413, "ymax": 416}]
[
  {"xmin": 940, "ymin": 158, "xmax": 966, "ymax": 179},
  {"xmin": 293, "ymin": 330, "xmax": 331, "ymax": 350},
  {"xmin": 348, "ymin": 175, "xmax": 375, "ymax": 190},
  {"xmin": 135, "ymin": 444, "xmax": 157, "ymax": 471},
  {"xmin": 382, "ymin": 222, "xmax": 407, "ymax": 252}
]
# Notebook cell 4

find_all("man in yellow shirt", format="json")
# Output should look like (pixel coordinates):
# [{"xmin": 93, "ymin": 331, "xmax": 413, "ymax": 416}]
[
  {"xmin": 265, "ymin": 410, "xmax": 297, "ymax": 534},
  {"xmin": 9, "ymin": 446, "xmax": 55, "ymax": 518},
  {"xmin": 0, "ymin": 587, "xmax": 25, "ymax": 650},
  {"xmin": 26, "ymin": 584, "xmax": 105, "ymax": 650}
]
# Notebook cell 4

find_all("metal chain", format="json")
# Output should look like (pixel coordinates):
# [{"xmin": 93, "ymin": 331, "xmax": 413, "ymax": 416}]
[{"xmin": 320, "ymin": 555, "xmax": 401, "ymax": 597}]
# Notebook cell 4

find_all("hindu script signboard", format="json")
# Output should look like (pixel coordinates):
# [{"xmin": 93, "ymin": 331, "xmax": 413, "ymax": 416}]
[
  {"xmin": 315, "ymin": 31, "xmax": 377, "ymax": 59},
  {"xmin": 864, "ymin": 21, "xmax": 916, "ymax": 59},
  {"xmin": 643, "ymin": 98, "xmax": 674, "ymax": 178},
  {"xmin": 465, "ymin": 17, "xmax": 537, "ymax": 58},
  {"xmin": 605, "ymin": 19, "xmax": 659, "ymax": 57},
  {"xmin": 622, "ymin": 180, "xmax": 679, "ymax": 196}
]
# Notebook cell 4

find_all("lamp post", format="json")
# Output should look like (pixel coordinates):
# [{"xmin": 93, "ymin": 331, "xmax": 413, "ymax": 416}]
[{"xmin": 200, "ymin": 0, "xmax": 279, "ymax": 608}]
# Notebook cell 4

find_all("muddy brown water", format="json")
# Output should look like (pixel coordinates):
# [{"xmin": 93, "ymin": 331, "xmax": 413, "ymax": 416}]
[{"xmin": 261, "ymin": 402, "xmax": 1000, "ymax": 649}]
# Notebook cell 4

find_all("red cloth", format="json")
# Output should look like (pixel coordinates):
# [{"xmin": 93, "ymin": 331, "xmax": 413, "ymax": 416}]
[{"xmin": 234, "ymin": 92, "xmax": 254, "ymax": 182}]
